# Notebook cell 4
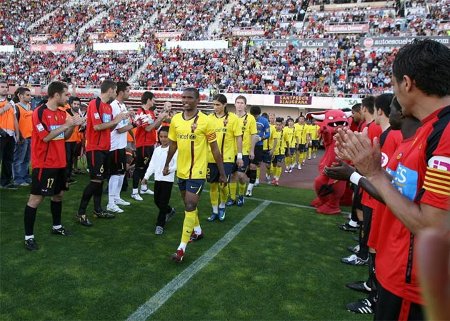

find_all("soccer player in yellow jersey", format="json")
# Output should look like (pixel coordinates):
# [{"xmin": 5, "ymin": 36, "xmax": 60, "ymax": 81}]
[
  {"xmin": 226, "ymin": 96, "xmax": 257, "ymax": 207},
  {"xmin": 283, "ymin": 118, "xmax": 297, "ymax": 173},
  {"xmin": 309, "ymin": 119, "xmax": 321, "ymax": 159},
  {"xmin": 206, "ymin": 94, "xmax": 243, "ymax": 222},
  {"xmin": 164, "ymin": 88, "xmax": 226, "ymax": 263},
  {"xmin": 294, "ymin": 115, "xmax": 309, "ymax": 170},
  {"xmin": 270, "ymin": 117, "xmax": 287, "ymax": 186}
]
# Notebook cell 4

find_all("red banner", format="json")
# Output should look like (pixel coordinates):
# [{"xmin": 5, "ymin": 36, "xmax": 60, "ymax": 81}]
[
  {"xmin": 232, "ymin": 28, "xmax": 265, "ymax": 36},
  {"xmin": 274, "ymin": 95, "xmax": 312, "ymax": 105},
  {"xmin": 30, "ymin": 44, "xmax": 75, "ymax": 52},
  {"xmin": 324, "ymin": 24, "xmax": 369, "ymax": 34},
  {"xmin": 155, "ymin": 31, "xmax": 183, "ymax": 39}
]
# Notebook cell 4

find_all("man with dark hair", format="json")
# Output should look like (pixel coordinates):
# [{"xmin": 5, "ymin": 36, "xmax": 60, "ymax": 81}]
[
  {"xmin": 336, "ymin": 39, "xmax": 450, "ymax": 321},
  {"xmin": 76, "ymin": 80, "xmax": 128, "ymax": 226},
  {"xmin": 107, "ymin": 81, "xmax": 134, "ymax": 213},
  {"xmin": 64, "ymin": 96, "xmax": 82, "ymax": 184},
  {"xmin": 0, "ymin": 80, "xmax": 20, "ymax": 189},
  {"xmin": 23, "ymin": 81, "xmax": 84, "ymax": 250},
  {"xmin": 163, "ymin": 87, "xmax": 226, "ymax": 262},
  {"xmin": 245, "ymin": 105, "xmax": 270, "ymax": 197},
  {"xmin": 131, "ymin": 91, "xmax": 168, "ymax": 201},
  {"xmin": 13, "ymin": 87, "xmax": 33, "ymax": 186},
  {"xmin": 342, "ymin": 95, "xmax": 382, "ymax": 266}
]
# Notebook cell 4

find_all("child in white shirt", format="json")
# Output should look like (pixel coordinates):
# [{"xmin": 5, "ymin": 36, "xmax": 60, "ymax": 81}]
[{"xmin": 141, "ymin": 126, "xmax": 177, "ymax": 235}]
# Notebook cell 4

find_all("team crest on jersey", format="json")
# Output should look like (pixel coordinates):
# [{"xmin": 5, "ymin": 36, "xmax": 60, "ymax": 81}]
[
  {"xmin": 36, "ymin": 123, "xmax": 44, "ymax": 132},
  {"xmin": 381, "ymin": 152, "xmax": 388, "ymax": 168},
  {"xmin": 94, "ymin": 112, "xmax": 100, "ymax": 119}
]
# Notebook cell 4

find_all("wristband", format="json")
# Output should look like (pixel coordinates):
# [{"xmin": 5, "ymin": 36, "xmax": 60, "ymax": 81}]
[
  {"xmin": 237, "ymin": 153, "xmax": 243, "ymax": 160},
  {"xmin": 349, "ymin": 172, "xmax": 363, "ymax": 185}
]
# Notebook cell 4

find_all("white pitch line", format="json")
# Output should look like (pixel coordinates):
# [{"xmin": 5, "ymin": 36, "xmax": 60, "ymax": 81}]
[
  {"xmin": 127, "ymin": 200, "xmax": 271, "ymax": 321},
  {"xmin": 246, "ymin": 196, "xmax": 351, "ymax": 215}
]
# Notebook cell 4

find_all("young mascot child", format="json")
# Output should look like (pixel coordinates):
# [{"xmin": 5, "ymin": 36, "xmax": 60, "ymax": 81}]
[{"xmin": 141, "ymin": 126, "xmax": 177, "ymax": 235}]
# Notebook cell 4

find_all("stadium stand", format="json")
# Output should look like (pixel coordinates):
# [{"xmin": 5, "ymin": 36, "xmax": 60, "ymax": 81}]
[{"xmin": 1, "ymin": 0, "xmax": 449, "ymax": 97}]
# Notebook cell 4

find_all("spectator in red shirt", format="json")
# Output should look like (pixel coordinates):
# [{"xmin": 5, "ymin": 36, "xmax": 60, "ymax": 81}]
[
  {"xmin": 130, "ymin": 91, "xmax": 168, "ymax": 200},
  {"xmin": 23, "ymin": 81, "xmax": 84, "ymax": 251},
  {"xmin": 76, "ymin": 80, "xmax": 128, "ymax": 226},
  {"xmin": 335, "ymin": 39, "xmax": 450, "ymax": 321}
]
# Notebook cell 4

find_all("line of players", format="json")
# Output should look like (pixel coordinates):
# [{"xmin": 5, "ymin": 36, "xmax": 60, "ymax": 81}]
[{"xmin": 19, "ymin": 80, "xmax": 320, "ymax": 251}]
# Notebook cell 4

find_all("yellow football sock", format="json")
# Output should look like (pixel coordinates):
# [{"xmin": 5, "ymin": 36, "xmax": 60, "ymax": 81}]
[
  {"xmin": 285, "ymin": 156, "xmax": 291, "ymax": 168},
  {"xmin": 210, "ymin": 183, "xmax": 219, "ymax": 207},
  {"xmin": 239, "ymin": 182, "xmax": 246, "ymax": 196},
  {"xmin": 181, "ymin": 209, "xmax": 196, "ymax": 244},
  {"xmin": 220, "ymin": 184, "xmax": 227, "ymax": 206},
  {"xmin": 256, "ymin": 167, "xmax": 260, "ymax": 180},
  {"xmin": 277, "ymin": 166, "xmax": 283, "ymax": 177},
  {"xmin": 308, "ymin": 147, "xmax": 312, "ymax": 159},
  {"xmin": 228, "ymin": 182, "xmax": 237, "ymax": 200},
  {"xmin": 302, "ymin": 152, "xmax": 307, "ymax": 162}
]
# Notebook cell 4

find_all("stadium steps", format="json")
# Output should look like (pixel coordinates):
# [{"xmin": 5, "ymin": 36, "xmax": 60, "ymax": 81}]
[
  {"xmin": 26, "ymin": 8, "xmax": 60, "ymax": 32},
  {"xmin": 78, "ymin": 10, "xmax": 109, "ymax": 37},
  {"xmin": 134, "ymin": 1, "xmax": 172, "ymax": 40},
  {"xmin": 207, "ymin": 0, "xmax": 238, "ymax": 38}
]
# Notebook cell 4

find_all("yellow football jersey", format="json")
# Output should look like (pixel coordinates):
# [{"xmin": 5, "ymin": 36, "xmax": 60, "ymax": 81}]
[
  {"xmin": 309, "ymin": 124, "xmax": 320, "ymax": 140},
  {"xmin": 294, "ymin": 123, "xmax": 308, "ymax": 144},
  {"xmin": 207, "ymin": 112, "xmax": 242, "ymax": 163},
  {"xmin": 168, "ymin": 111, "xmax": 216, "ymax": 179},
  {"xmin": 273, "ymin": 129, "xmax": 287, "ymax": 156},
  {"xmin": 239, "ymin": 113, "xmax": 257, "ymax": 155},
  {"xmin": 283, "ymin": 126, "xmax": 296, "ymax": 148},
  {"xmin": 263, "ymin": 124, "xmax": 276, "ymax": 151}
]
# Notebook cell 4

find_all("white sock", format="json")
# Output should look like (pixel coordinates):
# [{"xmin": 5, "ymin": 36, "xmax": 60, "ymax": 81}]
[
  {"xmin": 247, "ymin": 183, "xmax": 254, "ymax": 192},
  {"xmin": 108, "ymin": 176, "xmax": 118, "ymax": 205},
  {"xmin": 178, "ymin": 242, "xmax": 187, "ymax": 251},
  {"xmin": 132, "ymin": 188, "xmax": 139, "ymax": 195},
  {"xmin": 348, "ymin": 219, "xmax": 359, "ymax": 227},
  {"xmin": 53, "ymin": 225, "xmax": 62, "ymax": 230},
  {"xmin": 25, "ymin": 235, "xmax": 34, "ymax": 240},
  {"xmin": 212, "ymin": 205, "xmax": 218, "ymax": 214},
  {"xmin": 194, "ymin": 226, "xmax": 202, "ymax": 235},
  {"xmin": 219, "ymin": 202, "xmax": 226, "ymax": 208},
  {"xmin": 116, "ymin": 175, "xmax": 124, "ymax": 200},
  {"xmin": 141, "ymin": 184, "xmax": 148, "ymax": 191}
]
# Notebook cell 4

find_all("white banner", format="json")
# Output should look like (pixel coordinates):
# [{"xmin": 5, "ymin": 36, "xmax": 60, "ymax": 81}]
[
  {"xmin": 0, "ymin": 45, "xmax": 15, "ymax": 53},
  {"xmin": 92, "ymin": 42, "xmax": 145, "ymax": 51},
  {"xmin": 155, "ymin": 31, "xmax": 183, "ymax": 39},
  {"xmin": 165, "ymin": 40, "xmax": 228, "ymax": 50}
]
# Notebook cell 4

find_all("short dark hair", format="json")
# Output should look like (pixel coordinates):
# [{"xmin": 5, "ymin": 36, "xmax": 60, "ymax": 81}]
[
  {"xmin": 183, "ymin": 87, "xmax": 199, "ymax": 99},
  {"xmin": 276, "ymin": 117, "xmax": 284, "ymax": 123},
  {"xmin": 250, "ymin": 106, "xmax": 261, "ymax": 116},
  {"xmin": 375, "ymin": 93, "xmax": 394, "ymax": 117},
  {"xmin": 390, "ymin": 96, "xmax": 402, "ymax": 113},
  {"xmin": 235, "ymin": 95, "xmax": 247, "ymax": 104},
  {"xmin": 352, "ymin": 103, "xmax": 361, "ymax": 112},
  {"xmin": 393, "ymin": 39, "xmax": 450, "ymax": 97},
  {"xmin": 213, "ymin": 94, "xmax": 227, "ymax": 105},
  {"xmin": 116, "ymin": 81, "xmax": 130, "ymax": 95},
  {"xmin": 47, "ymin": 81, "xmax": 68, "ymax": 98},
  {"xmin": 69, "ymin": 96, "xmax": 81, "ymax": 106},
  {"xmin": 362, "ymin": 96, "xmax": 375, "ymax": 114},
  {"xmin": 141, "ymin": 91, "xmax": 154, "ymax": 104},
  {"xmin": 158, "ymin": 126, "xmax": 170, "ymax": 135},
  {"xmin": 100, "ymin": 79, "xmax": 116, "ymax": 94},
  {"xmin": 16, "ymin": 87, "xmax": 30, "ymax": 97},
  {"xmin": 261, "ymin": 112, "xmax": 269, "ymax": 119}
]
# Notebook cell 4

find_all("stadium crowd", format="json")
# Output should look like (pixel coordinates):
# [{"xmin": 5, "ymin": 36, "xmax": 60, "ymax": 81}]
[{"xmin": 0, "ymin": 0, "xmax": 449, "ymax": 96}]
